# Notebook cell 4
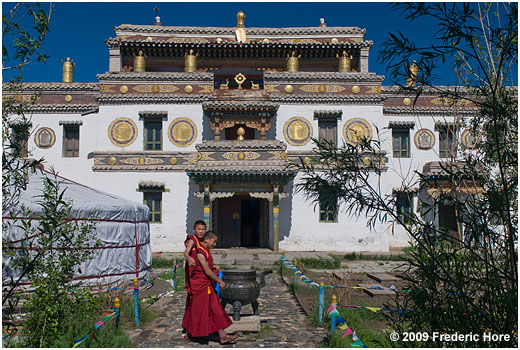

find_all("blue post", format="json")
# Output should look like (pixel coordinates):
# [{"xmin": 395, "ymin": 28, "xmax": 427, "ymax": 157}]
[
  {"xmin": 331, "ymin": 314, "xmax": 337, "ymax": 334},
  {"xmin": 318, "ymin": 283, "xmax": 324, "ymax": 324},
  {"xmin": 173, "ymin": 260, "xmax": 177, "ymax": 291},
  {"xmin": 293, "ymin": 259, "xmax": 298, "ymax": 286},
  {"xmin": 215, "ymin": 272, "xmax": 223, "ymax": 297},
  {"xmin": 133, "ymin": 278, "xmax": 139, "ymax": 326},
  {"xmin": 114, "ymin": 297, "xmax": 120, "ymax": 328}
]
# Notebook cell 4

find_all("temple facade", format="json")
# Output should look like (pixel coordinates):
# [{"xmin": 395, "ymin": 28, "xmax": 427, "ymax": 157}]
[{"xmin": 5, "ymin": 12, "xmax": 479, "ymax": 252}]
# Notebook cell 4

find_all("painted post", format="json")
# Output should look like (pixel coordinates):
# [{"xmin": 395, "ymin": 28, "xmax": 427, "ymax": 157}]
[
  {"xmin": 133, "ymin": 278, "xmax": 139, "ymax": 326},
  {"xmin": 173, "ymin": 260, "xmax": 177, "ymax": 291},
  {"xmin": 330, "ymin": 294, "xmax": 338, "ymax": 334},
  {"xmin": 293, "ymin": 259, "xmax": 298, "ymax": 286},
  {"xmin": 280, "ymin": 250, "xmax": 285, "ymax": 277},
  {"xmin": 319, "ymin": 282, "xmax": 324, "ymax": 324},
  {"xmin": 114, "ymin": 297, "xmax": 120, "ymax": 328}
]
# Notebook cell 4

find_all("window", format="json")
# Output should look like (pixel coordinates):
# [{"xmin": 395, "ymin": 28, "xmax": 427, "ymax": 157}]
[
  {"xmin": 143, "ymin": 191, "xmax": 162, "ymax": 223},
  {"xmin": 11, "ymin": 124, "xmax": 29, "ymax": 157},
  {"xmin": 396, "ymin": 192, "xmax": 413, "ymax": 225},
  {"xmin": 144, "ymin": 120, "xmax": 162, "ymax": 150},
  {"xmin": 63, "ymin": 125, "xmax": 80, "ymax": 157},
  {"xmin": 392, "ymin": 129, "xmax": 410, "ymax": 158},
  {"xmin": 319, "ymin": 193, "xmax": 338, "ymax": 223},
  {"xmin": 318, "ymin": 120, "xmax": 337, "ymax": 146},
  {"xmin": 439, "ymin": 126, "xmax": 457, "ymax": 158}
]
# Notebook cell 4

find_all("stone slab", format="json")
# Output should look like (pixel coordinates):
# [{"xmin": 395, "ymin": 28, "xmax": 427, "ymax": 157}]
[
  {"xmin": 357, "ymin": 283, "xmax": 396, "ymax": 297},
  {"xmin": 225, "ymin": 315, "xmax": 261, "ymax": 333},
  {"xmin": 367, "ymin": 273, "xmax": 402, "ymax": 283}
]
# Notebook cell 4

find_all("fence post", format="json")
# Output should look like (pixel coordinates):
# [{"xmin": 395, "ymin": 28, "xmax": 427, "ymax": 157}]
[
  {"xmin": 173, "ymin": 260, "xmax": 177, "ymax": 291},
  {"xmin": 293, "ymin": 259, "xmax": 298, "ymax": 286},
  {"xmin": 133, "ymin": 278, "xmax": 139, "ymax": 326},
  {"xmin": 280, "ymin": 251, "xmax": 285, "ymax": 277},
  {"xmin": 330, "ymin": 294, "xmax": 338, "ymax": 335},
  {"xmin": 114, "ymin": 297, "xmax": 120, "ymax": 329},
  {"xmin": 319, "ymin": 282, "xmax": 324, "ymax": 324}
]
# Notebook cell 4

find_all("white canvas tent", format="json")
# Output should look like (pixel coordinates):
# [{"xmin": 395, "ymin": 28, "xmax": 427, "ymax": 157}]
[{"xmin": 2, "ymin": 168, "xmax": 152, "ymax": 289}]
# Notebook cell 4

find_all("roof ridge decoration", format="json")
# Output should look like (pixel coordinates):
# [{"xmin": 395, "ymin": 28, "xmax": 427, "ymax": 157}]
[
  {"xmin": 196, "ymin": 140, "xmax": 286, "ymax": 151},
  {"xmin": 264, "ymin": 72, "xmax": 384, "ymax": 83},
  {"xmin": 94, "ymin": 93, "xmax": 211, "ymax": 105},
  {"xmin": 97, "ymin": 72, "xmax": 214, "ymax": 82},
  {"xmin": 3, "ymin": 82, "xmax": 99, "ymax": 92},
  {"xmin": 383, "ymin": 106, "xmax": 476, "ymax": 116},
  {"xmin": 114, "ymin": 24, "xmax": 366, "ymax": 36},
  {"xmin": 270, "ymin": 94, "xmax": 385, "ymax": 104},
  {"xmin": 202, "ymin": 101, "xmax": 279, "ymax": 110},
  {"xmin": 24, "ymin": 104, "xmax": 99, "ymax": 114}
]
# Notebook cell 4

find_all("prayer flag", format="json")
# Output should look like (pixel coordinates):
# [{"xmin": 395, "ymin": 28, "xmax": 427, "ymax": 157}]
[
  {"xmin": 350, "ymin": 339, "xmax": 365, "ymax": 347},
  {"xmin": 342, "ymin": 327, "xmax": 353, "ymax": 338}
]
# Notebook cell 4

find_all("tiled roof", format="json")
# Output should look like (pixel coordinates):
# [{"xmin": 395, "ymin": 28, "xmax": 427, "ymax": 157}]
[
  {"xmin": 94, "ymin": 94, "xmax": 211, "ymax": 104},
  {"xmin": 264, "ymin": 72, "xmax": 385, "ymax": 83},
  {"xmin": 97, "ymin": 72, "xmax": 214, "ymax": 82},
  {"xmin": 383, "ymin": 106, "xmax": 475, "ymax": 116},
  {"xmin": 388, "ymin": 121, "xmax": 415, "ymax": 128}
]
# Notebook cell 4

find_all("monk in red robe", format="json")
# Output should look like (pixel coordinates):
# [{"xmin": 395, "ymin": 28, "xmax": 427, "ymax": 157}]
[{"xmin": 182, "ymin": 231, "xmax": 238, "ymax": 344}]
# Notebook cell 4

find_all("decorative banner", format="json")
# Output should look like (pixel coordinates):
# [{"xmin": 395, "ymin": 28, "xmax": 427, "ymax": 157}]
[
  {"xmin": 168, "ymin": 118, "xmax": 197, "ymax": 147},
  {"xmin": 108, "ymin": 118, "xmax": 137, "ymax": 147},
  {"xmin": 34, "ymin": 127, "xmax": 56, "ymax": 148},
  {"xmin": 414, "ymin": 128, "xmax": 435, "ymax": 150},
  {"xmin": 283, "ymin": 117, "xmax": 313, "ymax": 146},
  {"xmin": 461, "ymin": 129, "xmax": 480, "ymax": 149},
  {"xmin": 343, "ymin": 118, "xmax": 373, "ymax": 146}
]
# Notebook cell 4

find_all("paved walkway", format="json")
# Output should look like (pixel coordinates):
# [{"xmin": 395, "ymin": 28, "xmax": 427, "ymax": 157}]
[{"xmin": 125, "ymin": 272, "xmax": 325, "ymax": 348}]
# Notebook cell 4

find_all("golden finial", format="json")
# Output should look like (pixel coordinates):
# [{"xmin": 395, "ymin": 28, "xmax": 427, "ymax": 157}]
[
  {"xmin": 332, "ymin": 294, "xmax": 337, "ymax": 305},
  {"xmin": 337, "ymin": 51, "xmax": 351, "ymax": 73},
  {"xmin": 286, "ymin": 51, "xmax": 301, "ymax": 73},
  {"xmin": 185, "ymin": 49, "xmax": 198, "ymax": 72},
  {"xmin": 62, "ymin": 57, "xmax": 75, "ymax": 83},
  {"xmin": 405, "ymin": 60, "xmax": 419, "ymax": 87},
  {"xmin": 114, "ymin": 297, "xmax": 120, "ymax": 309},
  {"xmin": 134, "ymin": 50, "xmax": 146, "ymax": 72},
  {"xmin": 236, "ymin": 11, "xmax": 245, "ymax": 28},
  {"xmin": 237, "ymin": 127, "xmax": 245, "ymax": 141}
]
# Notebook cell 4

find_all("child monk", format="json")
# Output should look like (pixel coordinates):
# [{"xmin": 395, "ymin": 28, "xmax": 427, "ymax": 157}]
[
  {"xmin": 182, "ymin": 231, "xmax": 238, "ymax": 344},
  {"xmin": 182, "ymin": 220, "xmax": 206, "ymax": 340}
]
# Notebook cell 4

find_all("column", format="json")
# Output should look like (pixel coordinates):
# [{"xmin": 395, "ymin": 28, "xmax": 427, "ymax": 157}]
[
  {"xmin": 203, "ymin": 185, "xmax": 211, "ymax": 228},
  {"xmin": 272, "ymin": 186, "xmax": 280, "ymax": 251},
  {"xmin": 360, "ymin": 48, "xmax": 370, "ymax": 73}
]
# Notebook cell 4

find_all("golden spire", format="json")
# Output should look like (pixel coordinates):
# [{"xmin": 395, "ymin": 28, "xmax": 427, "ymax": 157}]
[
  {"xmin": 134, "ymin": 50, "xmax": 146, "ymax": 72},
  {"xmin": 236, "ymin": 11, "xmax": 245, "ymax": 28},
  {"xmin": 62, "ymin": 57, "xmax": 75, "ymax": 83},
  {"xmin": 405, "ymin": 60, "xmax": 419, "ymax": 87}
]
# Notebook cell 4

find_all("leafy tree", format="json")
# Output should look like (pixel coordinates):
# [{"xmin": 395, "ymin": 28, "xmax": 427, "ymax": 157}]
[{"xmin": 292, "ymin": 2, "xmax": 517, "ymax": 347}]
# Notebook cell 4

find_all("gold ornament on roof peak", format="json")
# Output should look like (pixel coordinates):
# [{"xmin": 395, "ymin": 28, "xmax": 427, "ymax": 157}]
[
  {"xmin": 185, "ymin": 49, "xmax": 198, "ymax": 72},
  {"xmin": 134, "ymin": 50, "xmax": 146, "ymax": 72},
  {"xmin": 286, "ymin": 51, "xmax": 301, "ymax": 73},
  {"xmin": 337, "ymin": 51, "xmax": 352, "ymax": 73},
  {"xmin": 236, "ymin": 11, "xmax": 245, "ymax": 28},
  {"xmin": 405, "ymin": 60, "xmax": 419, "ymax": 87},
  {"xmin": 62, "ymin": 57, "xmax": 75, "ymax": 83}
]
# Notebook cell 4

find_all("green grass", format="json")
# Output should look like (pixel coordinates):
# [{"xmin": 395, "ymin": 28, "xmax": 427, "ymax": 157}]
[
  {"xmin": 120, "ymin": 296, "xmax": 157, "ymax": 327},
  {"xmin": 342, "ymin": 252, "xmax": 409, "ymax": 261},
  {"xmin": 152, "ymin": 257, "xmax": 183, "ymax": 268},
  {"xmin": 298, "ymin": 255, "xmax": 341, "ymax": 270}
]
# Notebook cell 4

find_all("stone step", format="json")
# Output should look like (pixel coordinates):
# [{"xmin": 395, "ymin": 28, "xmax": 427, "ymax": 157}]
[
  {"xmin": 366, "ymin": 273, "xmax": 402, "ymax": 283},
  {"xmin": 357, "ymin": 283, "xmax": 396, "ymax": 297}
]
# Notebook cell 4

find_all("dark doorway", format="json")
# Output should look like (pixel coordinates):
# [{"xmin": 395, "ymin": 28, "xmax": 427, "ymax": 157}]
[
  {"xmin": 215, "ymin": 196, "xmax": 265, "ymax": 248},
  {"xmin": 439, "ymin": 203, "xmax": 459, "ymax": 240},
  {"xmin": 225, "ymin": 124, "xmax": 255, "ymax": 140}
]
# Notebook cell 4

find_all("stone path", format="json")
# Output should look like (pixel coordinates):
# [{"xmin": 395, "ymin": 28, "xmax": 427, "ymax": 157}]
[{"xmin": 125, "ymin": 273, "xmax": 325, "ymax": 348}]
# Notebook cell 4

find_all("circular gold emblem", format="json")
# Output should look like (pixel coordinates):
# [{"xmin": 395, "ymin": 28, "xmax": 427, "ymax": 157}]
[
  {"xmin": 34, "ymin": 127, "xmax": 56, "ymax": 148},
  {"xmin": 184, "ymin": 85, "xmax": 193, "ymax": 94},
  {"xmin": 285, "ymin": 85, "xmax": 294, "ymax": 93},
  {"xmin": 461, "ymin": 129, "xmax": 480, "ymax": 149},
  {"xmin": 65, "ymin": 95, "xmax": 72, "ymax": 103},
  {"xmin": 15, "ymin": 95, "xmax": 23, "ymax": 103},
  {"xmin": 108, "ymin": 156, "xmax": 117, "ymax": 165},
  {"xmin": 108, "ymin": 118, "xmax": 137, "ymax": 147},
  {"xmin": 304, "ymin": 156, "xmax": 312, "ymax": 165},
  {"xmin": 414, "ymin": 129, "xmax": 435, "ymax": 150},
  {"xmin": 403, "ymin": 97, "xmax": 411, "ymax": 106},
  {"xmin": 120, "ymin": 85, "xmax": 128, "ymax": 94},
  {"xmin": 362, "ymin": 156, "xmax": 372, "ymax": 166},
  {"xmin": 331, "ymin": 38, "xmax": 339, "ymax": 43},
  {"xmin": 352, "ymin": 85, "xmax": 361, "ymax": 94},
  {"xmin": 146, "ymin": 37, "xmax": 153, "ymax": 42},
  {"xmin": 283, "ymin": 117, "xmax": 313, "ymax": 146},
  {"xmin": 216, "ymin": 38, "xmax": 223, "ymax": 43},
  {"xmin": 343, "ymin": 118, "xmax": 373, "ymax": 145},
  {"xmin": 168, "ymin": 118, "xmax": 197, "ymax": 147},
  {"xmin": 169, "ymin": 157, "xmax": 178, "ymax": 165},
  {"xmin": 263, "ymin": 38, "xmax": 269, "ymax": 43}
]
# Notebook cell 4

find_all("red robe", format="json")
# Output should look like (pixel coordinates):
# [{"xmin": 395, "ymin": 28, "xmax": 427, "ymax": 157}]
[
  {"xmin": 183, "ymin": 235, "xmax": 201, "ymax": 295},
  {"xmin": 182, "ymin": 244, "xmax": 232, "ymax": 337}
]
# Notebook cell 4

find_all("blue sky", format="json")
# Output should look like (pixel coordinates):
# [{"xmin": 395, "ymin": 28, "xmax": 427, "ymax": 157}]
[{"xmin": 2, "ymin": 2, "xmax": 517, "ymax": 85}]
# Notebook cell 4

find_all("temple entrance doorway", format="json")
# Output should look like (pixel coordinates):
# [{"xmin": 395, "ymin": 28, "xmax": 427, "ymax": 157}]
[{"xmin": 214, "ymin": 196, "xmax": 268, "ymax": 248}]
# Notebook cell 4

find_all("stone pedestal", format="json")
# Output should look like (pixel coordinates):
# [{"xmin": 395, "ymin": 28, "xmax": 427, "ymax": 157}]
[{"xmin": 225, "ymin": 315, "xmax": 261, "ymax": 333}]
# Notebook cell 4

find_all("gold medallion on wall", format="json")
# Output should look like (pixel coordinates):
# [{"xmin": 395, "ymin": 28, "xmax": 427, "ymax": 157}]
[
  {"xmin": 34, "ymin": 127, "xmax": 56, "ymax": 148},
  {"xmin": 283, "ymin": 117, "xmax": 313, "ymax": 146},
  {"xmin": 108, "ymin": 118, "xmax": 138, "ymax": 147},
  {"xmin": 168, "ymin": 118, "xmax": 197, "ymax": 147},
  {"xmin": 343, "ymin": 118, "xmax": 373, "ymax": 145}
]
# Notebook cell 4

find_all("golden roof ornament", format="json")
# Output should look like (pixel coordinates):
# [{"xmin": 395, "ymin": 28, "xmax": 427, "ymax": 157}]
[
  {"xmin": 405, "ymin": 60, "xmax": 419, "ymax": 87},
  {"xmin": 337, "ymin": 51, "xmax": 352, "ymax": 73},
  {"xmin": 235, "ymin": 11, "xmax": 246, "ymax": 43},
  {"xmin": 62, "ymin": 57, "xmax": 75, "ymax": 83},
  {"xmin": 286, "ymin": 51, "xmax": 301, "ymax": 73},
  {"xmin": 134, "ymin": 50, "xmax": 146, "ymax": 72},
  {"xmin": 237, "ymin": 127, "xmax": 246, "ymax": 141},
  {"xmin": 184, "ymin": 49, "xmax": 198, "ymax": 73}
]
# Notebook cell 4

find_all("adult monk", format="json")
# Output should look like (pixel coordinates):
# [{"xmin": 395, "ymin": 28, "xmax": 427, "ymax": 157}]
[{"xmin": 182, "ymin": 231, "xmax": 238, "ymax": 344}]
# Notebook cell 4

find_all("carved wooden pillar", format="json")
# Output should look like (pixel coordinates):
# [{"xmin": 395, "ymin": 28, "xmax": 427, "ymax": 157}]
[
  {"xmin": 272, "ymin": 185, "xmax": 280, "ymax": 251},
  {"xmin": 203, "ymin": 185, "xmax": 211, "ymax": 227}
]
